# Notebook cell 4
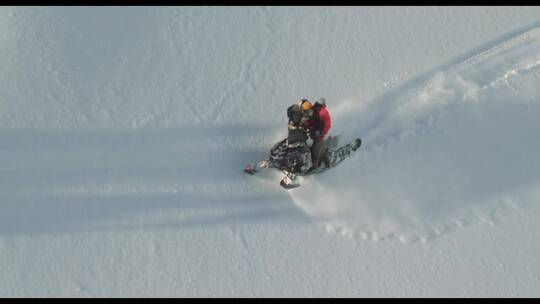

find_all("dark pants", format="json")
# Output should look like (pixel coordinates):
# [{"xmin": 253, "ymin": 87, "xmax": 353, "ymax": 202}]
[{"xmin": 311, "ymin": 138, "xmax": 327, "ymax": 169}]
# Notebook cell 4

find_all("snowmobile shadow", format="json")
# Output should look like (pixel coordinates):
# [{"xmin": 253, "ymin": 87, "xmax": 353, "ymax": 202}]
[
  {"xmin": 0, "ymin": 124, "xmax": 308, "ymax": 235},
  {"xmin": 0, "ymin": 192, "xmax": 304, "ymax": 235}
]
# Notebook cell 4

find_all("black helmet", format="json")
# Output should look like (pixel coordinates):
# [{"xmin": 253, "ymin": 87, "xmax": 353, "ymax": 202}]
[{"xmin": 314, "ymin": 97, "xmax": 326, "ymax": 106}]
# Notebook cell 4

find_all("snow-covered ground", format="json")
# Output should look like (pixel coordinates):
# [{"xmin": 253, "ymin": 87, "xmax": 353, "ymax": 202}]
[{"xmin": 2, "ymin": 6, "xmax": 540, "ymax": 297}]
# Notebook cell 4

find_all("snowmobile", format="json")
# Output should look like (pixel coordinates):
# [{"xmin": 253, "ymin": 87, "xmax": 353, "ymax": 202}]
[{"xmin": 244, "ymin": 124, "xmax": 361, "ymax": 189}]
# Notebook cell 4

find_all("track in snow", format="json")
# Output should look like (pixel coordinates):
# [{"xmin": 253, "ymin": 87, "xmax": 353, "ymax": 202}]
[
  {"xmin": 0, "ymin": 125, "xmax": 309, "ymax": 235},
  {"xmin": 290, "ymin": 25, "xmax": 540, "ymax": 243}
]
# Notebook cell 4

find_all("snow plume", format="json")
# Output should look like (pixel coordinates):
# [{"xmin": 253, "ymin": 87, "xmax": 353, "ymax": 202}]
[{"xmin": 291, "ymin": 26, "xmax": 540, "ymax": 243}]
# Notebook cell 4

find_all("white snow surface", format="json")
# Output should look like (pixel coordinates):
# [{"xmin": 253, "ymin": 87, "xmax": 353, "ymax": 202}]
[{"xmin": 2, "ymin": 6, "xmax": 540, "ymax": 297}]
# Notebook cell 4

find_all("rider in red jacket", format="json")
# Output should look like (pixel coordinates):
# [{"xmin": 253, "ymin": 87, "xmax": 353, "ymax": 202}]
[
  {"xmin": 305, "ymin": 100, "xmax": 331, "ymax": 141},
  {"xmin": 303, "ymin": 98, "xmax": 331, "ymax": 172}
]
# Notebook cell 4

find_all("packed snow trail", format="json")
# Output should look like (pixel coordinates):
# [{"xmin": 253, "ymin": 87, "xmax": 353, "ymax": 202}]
[
  {"xmin": 0, "ymin": 125, "xmax": 308, "ymax": 235},
  {"xmin": 291, "ymin": 25, "xmax": 540, "ymax": 243}
]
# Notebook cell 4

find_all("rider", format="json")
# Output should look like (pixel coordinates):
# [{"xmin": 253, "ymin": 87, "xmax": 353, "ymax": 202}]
[
  {"xmin": 287, "ymin": 99, "xmax": 313, "ymax": 129},
  {"xmin": 305, "ymin": 98, "xmax": 331, "ymax": 172},
  {"xmin": 286, "ymin": 98, "xmax": 331, "ymax": 173}
]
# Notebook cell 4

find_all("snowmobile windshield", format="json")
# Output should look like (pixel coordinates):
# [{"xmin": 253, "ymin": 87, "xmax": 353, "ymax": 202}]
[{"xmin": 288, "ymin": 128, "xmax": 308, "ymax": 145}]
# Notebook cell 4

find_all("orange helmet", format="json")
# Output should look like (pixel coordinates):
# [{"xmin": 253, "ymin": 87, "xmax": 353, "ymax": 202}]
[{"xmin": 299, "ymin": 99, "xmax": 312, "ymax": 112}]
